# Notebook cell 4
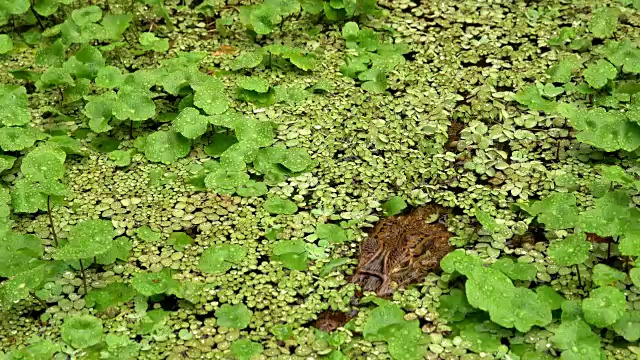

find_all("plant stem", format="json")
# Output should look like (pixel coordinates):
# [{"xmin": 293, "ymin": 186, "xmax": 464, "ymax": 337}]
[
  {"xmin": 130, "ymin": 120, "xmax": 134, "ymax": 139},
  {"xmin": 30, "ymin": 5, "xmax": 45, "ymax": 31},
  {"xmin": 57, "ymin": 87, "xmax": 64, "ymax": 108},
  {"xmin": 30, "ymin": 291, "xmax": 47, "ymax": 308},
  {"xmin": 79, "ymin": 259, "xmax": 88, "ymax": 294},
  {"xmin": 575, "ymin": 264, "xmax": 582, "ymax": 289},
  {"xmin": 47, "ymin": 195, "xmax": 59, "ymax": 247}
]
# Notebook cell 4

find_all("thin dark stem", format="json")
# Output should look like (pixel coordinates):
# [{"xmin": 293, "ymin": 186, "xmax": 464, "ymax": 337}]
[
  {"xmin": 30, "ymin": 6, "xmax": 45, "ymax": 31},
  {"xmin": 57, "ymin": 87, "xmax": 64, "ymax": 107},
  {"xmin": 130, "ymin": 120, "xmax": 134, "ymax": 139},
  {"xmin": 47, "ymin": 195, "xmax": 58, "ymax": 247},
  {"xmin": 79, "ymin": 259, "xmax": 88, "ymax": 294},
  {"xmin": 575, "ymin": 264, "xmax": 582, "ymax": 289},
  {"xmin": 122, "ymin": 31, "xmax": 132, "ymax": 46},
  {"xmin": 30, "ymin": 292, "xmax": 47, "ymax": 308},
  {"xmin": 607, "ymin": 239, "xmax": 612, "ymax": 260}
]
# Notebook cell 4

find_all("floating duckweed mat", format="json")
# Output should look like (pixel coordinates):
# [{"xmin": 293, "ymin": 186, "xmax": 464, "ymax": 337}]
[{"xmin": 1, "ymin": 0, "xmax": 640, "ymax": 359}]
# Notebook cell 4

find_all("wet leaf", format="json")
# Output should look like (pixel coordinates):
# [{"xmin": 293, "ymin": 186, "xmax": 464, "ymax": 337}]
[
  {"xmin": 61, "ymin": 315, "xmax": 103, "ymax": 349},
  {"xmin": 215, "ymin": 303, "xmax": 252, "ymax": 329},
  {"xmin": 198, "ymin": 244, "xmax": 246, "ymax": 274}
]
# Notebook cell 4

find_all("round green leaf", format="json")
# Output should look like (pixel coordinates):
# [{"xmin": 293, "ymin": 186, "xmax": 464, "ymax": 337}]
[
  {"xmin": 143, "ymin": 130, "xmax": 191, "ymax": 164},
  {"xmin": 1, "ymin": 0, "xmax": 30, "ymax": 16},
  {"xmin": 55, "ymin": 219, "xmax": 115, "ymax": 261},
  {"xmin": 131, "ymin": 268, "xmax": 176, "ymax": 296},
  {"xmin": 551, "ymin": 320, "xmax": 601, "ymax": 355},
  {"xmin": 11, "ymin": 178, "xmax": 48, "ymax": 213},
  {"xmin": 109, "ymin": 150, "xmax": 131, "ymax": 167},
  {"xmin": 382, "ymin": 196, "xmax": 406, "ymax": 216},
  {"xmin": 204, "ymin": 169, "xmax": 250, "ymax": 191},
  {"xmin": 113, "ymin": 91, "xmax": 156, "ymax": 121},
  {"xmin": 139, "ymin": 32, "xmax": 169, "ymax": 52},
  {"xmin": 21, "ymin": 148, "xmax": 66, "ymax": 182},
  {"xmin": 529, "ymin": 192, "xmax": 579, "ymax": 230},
  {"xmin": 231, "ymin": 50, "xmax": 264, "ymax": 71},
  {"xmin": 136, "ymin": 225, "xmax": 161, "ymax": 242},
  {"xmin": 620, "ymin": 230, "xmax": 640, "ymax": 256},
  {"xmin": 612, "ymin": 310, "xmax": 640, "ymax": 342},
  {"xmin": 263, "ymin": 197, "xmax": 298, "ymax": 215},
  {"xmin": 631, "ymin": 268, "xmax": 640, "ymax": 287},
  {"xmin": 592, "ymin": 264, "xmax": 627, "ymax": 287},
  {"xmin": 198, "ymin": 244, "xmax": 246, "ymax": 274},
  {"xmin": 315, "ymin": 223, "xmax": 347, "ymax": 244},
  {"xmin": 588, "ymin": 7, "xmax": 619, "ymax": 39},
  {"xmin": 167, "ymin": 232, "xmax": 194, "ymax": 252},
  {"xmin": 233, "ymin": 118, "xmax": 274, "ymax": 147},
  {"xmin": 61, "ymin": 315, "xmax": 103, "ymax": 349},
  {"xmin": 173, "ymin": 107, "xmax": 210, "ymax": 139},
  {"xmin": 582, "ymin": 286, "xmax": 627, "ymax": 328},
  {"xmin": 85, "ymin": 282, "xmax": 136, "ymax": 312},
  {"xmin": 547, "ymin": 233, "xmax": 590, "ymax": 267},
  {"xmin": 279, "ymin": 148, "xmax": 314, "ymax": 172},
  {"xmin": 215, "ymin": 303, "xmax": 253, "ymax": 329},
  {"xmin": 96, "ymin": 65, "xmax": 125, "ymax": 88},
  {"xmin": 192, "ymin": 77, "xmax": 228, "ymax": 115},
  {"xmin": 0, "ymin": 34, "xmax": 13, "ymax": 54},
  {"xmin": 237, "ymin": 76, "xmax": 269, "ymax": 93},
  {"xmin": 230, "ymin": 338, "xmax": 264, "ymax": 360},
  {"xmin": 236, "ymin": 180, "xmax": 268, "ymax": 197},
  {"xmin": 72, "ymin": 6, "xmax": 103, "ymax": 26},
  {"xmin": 584, "ymin": 59, "xmax": 617, "ymax": 89},
  {"xmin": 0, "ymin": 127, "xmax": 41, "ymax": 151}
]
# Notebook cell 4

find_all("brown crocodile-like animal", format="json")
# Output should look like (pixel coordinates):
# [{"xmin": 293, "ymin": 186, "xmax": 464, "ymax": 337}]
[{"xmin": 351, "ymin": 204, "xmax": 453, "ymax": 297}]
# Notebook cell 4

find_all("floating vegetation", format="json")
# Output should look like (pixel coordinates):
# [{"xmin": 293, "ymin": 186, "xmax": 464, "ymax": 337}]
[{"xmin": 1, "ymin": 0, "xmax": 640, "ymax": 359}]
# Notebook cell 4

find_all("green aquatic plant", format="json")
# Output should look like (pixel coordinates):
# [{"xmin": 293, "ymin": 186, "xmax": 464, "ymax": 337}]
[
  {"xmin": 61, "ymin": 314, "xmax": 104, "ymax": 349},
  {"xmin": 263, "ymin": 197, "xmax": 298, "ymax": 214},
  {"xmin": 54, "ymin": 219, "xmax": 115, "ymax": 293},
  {"xmin": 198, "ymin": 243, "xmax": 246, "ymax": 274},
  {"xmin": 381, "ymin": 195, "xmax": 406, "ymax": 216},
  {"xmin": 362, "ymin": 298, "xmax": 427, "ymax": 360},
  {"xmin": 271, "ymin": 239, "xmax": 308, "ymax": 270},
  {"xmin": 339, "ymin": 21, "xmax": 409, "ymax": 93},
  {"xmin": 230, "ymin": 338, "xmax": 264, "ymax": 360},
  {"xmin": 138, "ymin": 32, "xmax": 169, "ymax": 52},
  {"xmin": 215, "ymin": 303, "xmax": 253, "ymax": 329}
]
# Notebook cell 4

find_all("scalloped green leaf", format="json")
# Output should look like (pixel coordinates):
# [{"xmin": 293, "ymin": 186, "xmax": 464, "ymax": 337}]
[
  {"xmin": 198, "ymin": 244, "xmax": 246, "ymax": 274},
  {"xmin": 173, "ymin": 107, "xmax": 210, "ymax": 139},
  {"xmin": 588, "ymin": 7, "xmax": 619, "ymax": 39},
  {"xmin": 61, "ymin": 315, "xmax": 103, "ymax": 349},
  {"xmin": 584, "ymin": 59, "xmax": 617, "ymax": 89},
  {"xmin": 143, "ymin": 130, "xmax": 191, "ymax": 164},
  {"xmin": 582, "ymin": 286, "xmax": 626, "ymax": 328},
  {"xmin": 264, "ymin": 197, "xmax": 297, "ymax": 214},
  {"xmin": 215, "ymin": 303, "xmax": 252, "ymax": 329},
  {"xmin": 55, "ymin": 219, "xmax": 115, "ymax": 261}
]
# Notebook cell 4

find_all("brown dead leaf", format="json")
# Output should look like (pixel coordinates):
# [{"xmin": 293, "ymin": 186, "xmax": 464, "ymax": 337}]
[{"xmin": 212, "ymin": 45, "xmax": 237, "ymax": 56}]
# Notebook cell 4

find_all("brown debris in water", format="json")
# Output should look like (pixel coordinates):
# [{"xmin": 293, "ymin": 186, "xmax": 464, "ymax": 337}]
[
  {"xmin": 314, "ymin": 310, "xmax": 352, "ymax": 333},
  {"xmin": 351, "ymin": 204, "xmax": 453, "ymax": 297}
]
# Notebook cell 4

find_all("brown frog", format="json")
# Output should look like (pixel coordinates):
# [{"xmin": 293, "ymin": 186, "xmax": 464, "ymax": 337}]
[{"xmin": 351, "ymin": 205, "xmax": 453, "ymax": 297}]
